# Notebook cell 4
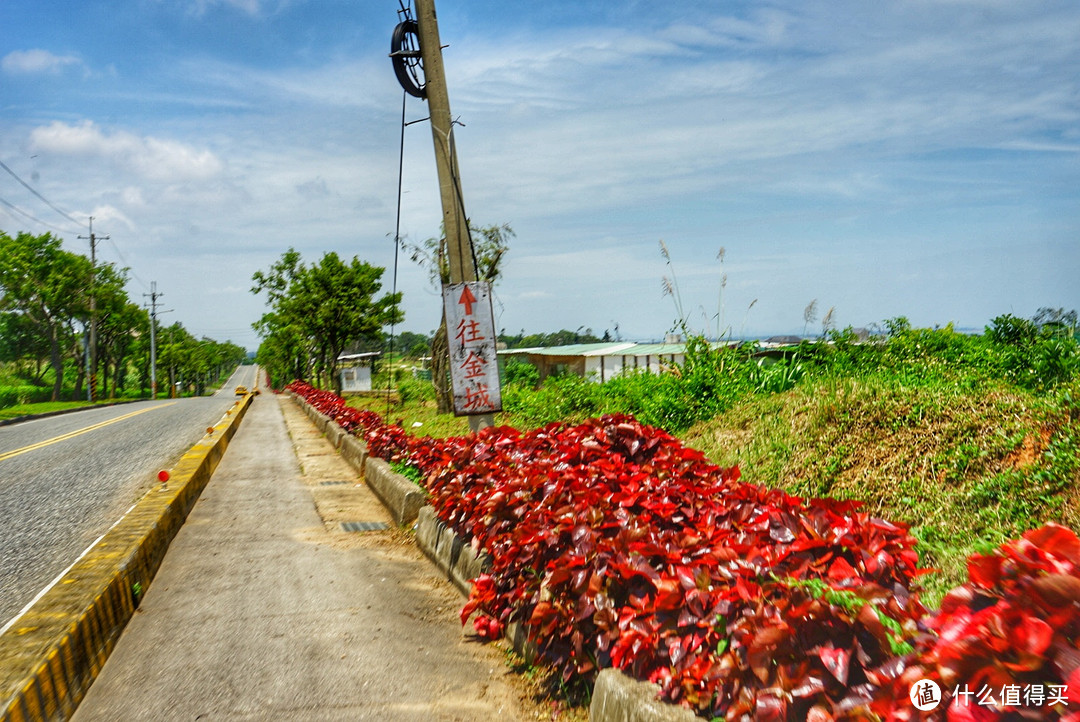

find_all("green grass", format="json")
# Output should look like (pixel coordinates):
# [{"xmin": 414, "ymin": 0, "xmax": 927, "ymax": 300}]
[
  {"xmin": 348, "ymin": 374, "xmax": 475, "ymax": 438},
  {"xmin": 0, "ymin": 400, "xmax": 96, "ymax": 420},
  {"xmin": 681, "ymin": 374, "xmax": 1080, "ymax": 605}
]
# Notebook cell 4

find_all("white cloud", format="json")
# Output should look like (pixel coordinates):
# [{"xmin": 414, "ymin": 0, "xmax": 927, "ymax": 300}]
[
  {"xmin": 28, "ymin": 121, "xmax": 223, "ymax": 182},
  {"xmin": 188, "ymin": 0, "xmax": 260, "ymax": 16},
  {"xmin": 120, "ymin": 187, "xmax": 147, "ymax": 207},
  {"xmin": 87, "ymin": 205, "xmax": 136, "ymax": 231},
  {"xmin": 2, "ymin": 49, "xmax": 84, "ymax": 76},
  {"xmin": 184, "ymin": 0, "xmax": 299, "ymax": 18}
]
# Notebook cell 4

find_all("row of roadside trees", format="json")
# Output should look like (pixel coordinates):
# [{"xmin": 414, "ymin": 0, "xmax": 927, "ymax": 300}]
[{"xmin": 0, "ymin": 229, "xmax": 246, "ymax": 406}]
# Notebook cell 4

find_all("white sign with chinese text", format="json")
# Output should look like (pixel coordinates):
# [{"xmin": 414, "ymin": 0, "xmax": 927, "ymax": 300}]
[{"xmin": 443, "ymin": 281, "xmax": 502, "ymax": 416}]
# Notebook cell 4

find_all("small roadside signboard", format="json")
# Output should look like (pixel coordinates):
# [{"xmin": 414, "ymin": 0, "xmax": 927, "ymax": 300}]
[{"xmin": 443, "ymin": 281, "xmax": 502, "ymax": 416}]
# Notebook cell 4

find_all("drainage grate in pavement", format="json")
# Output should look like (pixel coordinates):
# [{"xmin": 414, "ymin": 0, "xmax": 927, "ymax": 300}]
[
  {"xmin": 340, "ymin": 521, "xmax": 390, "ymax": 533},
  {"xmin": 319, "ymin": 481, "xmax": 352, "ymax": 487}
]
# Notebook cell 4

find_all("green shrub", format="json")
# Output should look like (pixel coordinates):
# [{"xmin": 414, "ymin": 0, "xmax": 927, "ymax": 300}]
[
  {"xmin": 502, "ymin": 373, "xmax": 603, "ymax": 427},
  {"xmin": 396, "ymin": 374, "xmax": 434, "ymax": 404},
  {"xmin": 988, "ymin": 313, "xmax": 1080, "ymax": 390},
  {"xmin": 0, "ymin": 385, "xmax": 53, "ymax": 409},
  {"xmin": 501, "ymin": 357, "xmax": 540, "ymax": 389}
]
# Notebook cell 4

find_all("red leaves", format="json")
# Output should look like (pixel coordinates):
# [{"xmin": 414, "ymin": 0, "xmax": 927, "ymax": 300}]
[
  {"xmin": 287, "ymin": 382, "xmax": 1080, "ymax": 722},
  {"xmin": 818, "ymin": 643, "xmax": 852, "ymax": 685},
  {"xmin": 967, "ymin": 554, "xmax": 1001, "ymax": 589},
  {"xmin": 1025, "ymin": 524, "xmax": 1080, "ymax": 565},
  {"xmin": 881, "ymin": 523, "xmax": 1080, "ymax": 721},
  {"xmin": 397, "ymin": 411, "xmax": 928, "ymax": 718}
]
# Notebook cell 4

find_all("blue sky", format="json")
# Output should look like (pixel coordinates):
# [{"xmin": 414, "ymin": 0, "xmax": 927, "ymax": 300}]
[{"xmin": 1, "ymin": 1, "xmax": 1077, "ymax": 349}]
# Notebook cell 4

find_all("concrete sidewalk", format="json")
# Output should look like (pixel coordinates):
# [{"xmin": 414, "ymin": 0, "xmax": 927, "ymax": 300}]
[{"xmin": 72, "ymin": 381, "xmax": 538, "ymax": 721}]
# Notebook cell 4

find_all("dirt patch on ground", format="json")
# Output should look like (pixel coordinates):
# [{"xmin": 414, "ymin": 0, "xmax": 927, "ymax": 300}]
[{"xmin": 1003, "ymin": 426, "xmax": 1054, "ymax": 470}]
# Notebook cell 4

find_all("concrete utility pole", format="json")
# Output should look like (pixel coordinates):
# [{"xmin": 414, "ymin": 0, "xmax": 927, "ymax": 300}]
[
  {"xmin": 414, "ymin": 0, "xmax": 476, "ymax": 286},
  {"xmin": 144, "ymin": 282, "xmax": 162, "ymax": 400},
  {"xmin": 79, "ymin": 217, "xmax": 108, "ymax": 402},
  {"xmin": 414, "ymin": 0, "xmax": 494, "ymax": 432}
]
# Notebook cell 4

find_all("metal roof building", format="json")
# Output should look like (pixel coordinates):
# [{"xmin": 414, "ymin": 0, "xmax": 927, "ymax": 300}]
[{"xmin": 499, "ymin": 342, "xmax": 688, "ymax": 383}]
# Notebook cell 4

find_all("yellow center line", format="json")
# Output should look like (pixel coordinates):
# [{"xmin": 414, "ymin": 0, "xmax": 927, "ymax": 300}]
[{"xmin": 0, "ymin": 402, "xmax": 178, "ymax": 463}]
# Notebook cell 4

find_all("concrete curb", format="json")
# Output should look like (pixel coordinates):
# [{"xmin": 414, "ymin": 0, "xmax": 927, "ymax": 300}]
[
  {"xmin": 285, "ymin": 392, "xmax": 691, "ymax": 722},
  {"xmin": 285, "ymin": 392, "xmax": 422, "ymax": 527},
  {"xmin": 339, "ymin": 434, "xmax": 367, "ymax": 471},
  {"xmin": 412, "ymin": 506, "xmax": 538, "ymax": 664},
  {"xmin": 362, "ymin": 457, "xmax": 426, "ymax": 527},
  {"xmin": 0, "ymin": 393, "xmax": 255, "ymax": 722},
  {"xmin": 590, "ymin": 669, "xmax": 699, "ymax": 722},
  {"xmin": 414, "ymin": 506, "xmax": 490, "ymax": 598}
]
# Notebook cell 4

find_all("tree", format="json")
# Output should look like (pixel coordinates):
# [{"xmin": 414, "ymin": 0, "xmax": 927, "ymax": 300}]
[
  {"xmin": 404, "ymin": 223, "xmax": 513, "ymax": 413},
  {"xmin": 387, "ymin": 330, "xmax": 431, "ymax": 359},
  {"xmin": 0, "ymin": 231, "xmax": 92, "ymax": 401},
  {"xmin": 252, "ymin": 249, "xmax": 402, "ymax": 393},
  {"xmin": 498, "ymin": 328, "xmax": 606, "ymax": 349},
  {"xmin": 1033, "ymin": 307, "xmax": 1078, "ymax": 337},
  {"xmin": 0, "ymin": 311, "xmax": 50, "ymax": 384}
]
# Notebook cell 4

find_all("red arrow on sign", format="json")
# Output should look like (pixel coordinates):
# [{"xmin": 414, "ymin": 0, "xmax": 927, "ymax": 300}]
[{"xmin": 458, "ymin": 285, "xmax": 477, "ymax": 315}]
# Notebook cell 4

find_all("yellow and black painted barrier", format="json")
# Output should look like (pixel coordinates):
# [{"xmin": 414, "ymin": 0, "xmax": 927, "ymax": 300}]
[{"xmin": 0, "ymin": 392, "xmax": 256, "ymax": 722}]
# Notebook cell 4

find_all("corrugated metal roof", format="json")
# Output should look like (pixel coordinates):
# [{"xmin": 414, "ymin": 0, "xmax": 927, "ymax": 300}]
[
  {"xmin": 498, "ymin": 347, "xmax": 543, "ymax": 355},
  {"xmin": 616, "ymin": 343, "xmax": 686, "ymax": 356},
  {"xmin": 518, "ymin": 342, "xmax": 636, "ymax": 357},
  {"xmin": 498, "ymin": 342, "xmax": 687, "ymax": 358}
]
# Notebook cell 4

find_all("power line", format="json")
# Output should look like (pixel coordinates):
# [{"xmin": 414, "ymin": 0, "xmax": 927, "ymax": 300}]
[
  {"xmin": 105, "ymin": 235, "xmax": 151, "ymax": 292},
  {"xmin": 0, "ymin": 160, "xmax": 151, "ymax": 293},
  {"xmin": 0, "ymin": 195, "xmax": 77, "ymax": 234},
  {"xmin": 0, "ymin": 158, "xmax": 81, "ymax": 226}
]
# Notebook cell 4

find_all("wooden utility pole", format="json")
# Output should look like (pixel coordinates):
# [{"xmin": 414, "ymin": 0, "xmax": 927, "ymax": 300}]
[{"xmin": 414, "ymin": 0, "xmax": 495, "ymax": 432}]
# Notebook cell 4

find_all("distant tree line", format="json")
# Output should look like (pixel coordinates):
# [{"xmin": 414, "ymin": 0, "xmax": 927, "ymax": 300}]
[
  {"xmin": 0, "ymin": 230, "xmax": 246, "ymax": 405},
  {"xmin": 371, "ymin": 328, "xmax": 613, "ymax": 361}
]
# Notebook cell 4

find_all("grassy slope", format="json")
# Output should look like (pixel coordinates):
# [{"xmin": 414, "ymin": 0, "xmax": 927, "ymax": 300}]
[{"xmin": 681, "ymin": 374, "xmax": 1080, "ymax": 605}]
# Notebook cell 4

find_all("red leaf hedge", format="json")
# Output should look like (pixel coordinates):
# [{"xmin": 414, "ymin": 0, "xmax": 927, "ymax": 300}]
[
  {"xmin": 879, "ymin": 524, "xmax": 1080, "ymax": 721},
  {"xmin": 286, "ymin": 381, "xmax": 1080, "ymax": 721}
]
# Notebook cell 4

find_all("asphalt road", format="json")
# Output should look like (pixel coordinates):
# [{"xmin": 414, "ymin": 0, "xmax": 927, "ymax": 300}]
[{"xmin": 0, "ymin": 364, "xmax": 260, "ymax": 630}]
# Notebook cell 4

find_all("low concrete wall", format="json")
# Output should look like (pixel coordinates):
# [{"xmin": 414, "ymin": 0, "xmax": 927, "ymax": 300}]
[
  {"xmin": 324, "ymin": 423, "xmax": 344, "ymax": 450},
  {"xmin": 0, "ymin": 393, "xmax": 255, "ymax": 722},
  {"xmin": 590, "ymin": 669, "xmax": 699, "ymax": 722},
  {"xmin": 413, "ymin": 506, "xmax": 538, "ymax": 664},
  {"xmin": 414, "ymin": 506, "xmax": 490, "ymax": 597},
  {"xmin": 285, "ymin": 393, "xmax": 424, "ymax": 528},
  {"xmin": 363, "ymin": 457, "xmax": 426, "ymax": 527},
  {"xmin": 340, "ymin": 434, "xmax": 367, "ymax": 472}
]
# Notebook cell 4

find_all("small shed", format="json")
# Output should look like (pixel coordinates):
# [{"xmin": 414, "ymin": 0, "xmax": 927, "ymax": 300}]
[{"xmin": 337, "ymin": 352, "xmax": 380, "ymax": 393}]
